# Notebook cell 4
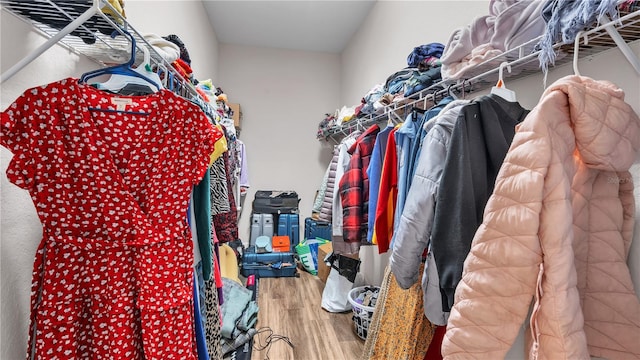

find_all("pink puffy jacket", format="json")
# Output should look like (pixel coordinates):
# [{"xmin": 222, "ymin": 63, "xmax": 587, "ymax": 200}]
[{"xmin": 442, "ymin": 76, "xmax": 640, "ymax": 360}]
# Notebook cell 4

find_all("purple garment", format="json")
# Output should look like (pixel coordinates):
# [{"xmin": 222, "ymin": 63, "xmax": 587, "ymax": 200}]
[{"xmin": 238, "ymin": 140, "xmax": 250, "ymax": 188}]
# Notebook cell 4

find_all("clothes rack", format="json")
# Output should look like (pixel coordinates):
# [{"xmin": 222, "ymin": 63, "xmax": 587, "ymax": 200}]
[
  {"xmin": 0, "ymin": 0, "xmax": 214, "ymax": 115},
  {"xmin": 324, "ymin": 7, "xmax": 640, "ymax": 140}
]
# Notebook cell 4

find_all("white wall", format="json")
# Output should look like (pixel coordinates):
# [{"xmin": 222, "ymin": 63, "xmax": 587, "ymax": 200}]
[
  {"xmin": 125, "ymin": 1, "xmax": 219, "ymax": 81},
  {"xmin": 0, "ymin": 2, "xmax": 219, "ymax": 358},
  {"xmin": 340, "ymin": 0, "xmax": 490, "ymax": 106},
  {"xmin": 217, "ymin": 43, "xmax": 340, "ymax": 244}
]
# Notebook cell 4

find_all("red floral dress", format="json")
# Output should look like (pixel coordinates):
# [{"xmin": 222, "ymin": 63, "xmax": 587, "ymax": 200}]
[{"xmin": 1, "ymin": 78, "xmax": 216, "ymax": 359}]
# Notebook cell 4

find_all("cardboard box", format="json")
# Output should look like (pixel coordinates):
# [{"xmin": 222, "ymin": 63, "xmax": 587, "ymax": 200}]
[
  {"xmin": 228, "ymin": 103, "xmax": 242, "ymax": 129},
  {"xmin": 317, "ymin": 242, "xmax": 333, "ymax": 284}
]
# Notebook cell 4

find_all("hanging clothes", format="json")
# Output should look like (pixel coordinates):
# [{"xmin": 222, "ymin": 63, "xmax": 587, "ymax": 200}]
[
  {"xmin": 210, "ymin": 156, "xmax": 231, "ymax": 216},
  {"xmin": 1, "ymin": 78, "xmax": 216, "ymax": 359},
  {"xmin": 430, "ymin": 94, "xmax": 527, "ymax": 312},
  {"xmin": 212, "ymin": 140, "xmax": 239, "ymax": 243},
  {"xmin": 373, "ymin": 126, "xmax": 400, "ymax": 253},
  {"xmin": 410, "ymin": 97, "xmax": 454, "ymax": 183},
  {"xmin": 312, "ymin": 163, "xmax": 331, "ymax": 218},
  {"xmin": 393, "ymin": 97, "xmax": 455, "ymax": 244},
  {"xmin": 443, "ymin": 76, "xmax": 640, "ymax": 360},
  {"xmin": 389, "ymin": 99, "xmax": 469, "ymax": 326},
  {"xmin": 318, "ymin": 145, "xmax": 340, "ymax": 222},
  {"xmin": 366, "ymin": 124, "xmax": 394, "ymax": 243},
  {"xmin": 393, "ymin": 112, "xmax": 422, "ymax": 234},
  {"xmin": 361, "ymin": 266, "xmax": 435, "ymax": 360},
  {"xmin": 194, "ymin": 170, "xmax": 214, "ymax": 280},
  {"xmin": 204, "ymin": 229, "xmax": 223, "ymax": 360},
  {"xmin": 332, "ymin": 131, "xmax": 361, "ymax": 248},
  {"xmin": 337, "ymin": 124, "xmax": 380, "ymax": 255},
  {"xmin": 237, "ymin": 139, "xmax": 250, "ymax": 189}
]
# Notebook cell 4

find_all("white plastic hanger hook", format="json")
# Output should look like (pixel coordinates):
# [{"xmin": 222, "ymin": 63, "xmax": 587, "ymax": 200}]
[
  {"xmin": 573, "ymin": 31, "xmax": 589, "ymax": 76},
  {"xmin": 139, "ymin": 43, "xmax": 151, "ymax": 71},
  {"xmin": 497, "ymin": 61, "xmax": 512, "ymax": 88}
]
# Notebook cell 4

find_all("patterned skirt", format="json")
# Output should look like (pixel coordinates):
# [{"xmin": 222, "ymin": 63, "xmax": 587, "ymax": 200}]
[{"xmin": 362, "ymin": 265, "xmax": 435, "ymax": 360}]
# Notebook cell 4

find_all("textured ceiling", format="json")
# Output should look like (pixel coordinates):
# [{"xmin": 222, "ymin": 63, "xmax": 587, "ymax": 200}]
[{"xmin": 202, "ymin": 1, "xmax": 376, "ymax": 53}]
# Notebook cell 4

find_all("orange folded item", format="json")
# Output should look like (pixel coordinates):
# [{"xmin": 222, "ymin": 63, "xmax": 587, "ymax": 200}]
[{"xmin": 271, "ymin": 235, "xmax": 291, "ymax": 253}]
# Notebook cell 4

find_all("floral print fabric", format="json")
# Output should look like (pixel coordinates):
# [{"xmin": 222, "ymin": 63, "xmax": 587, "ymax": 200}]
[{"xmin": 1, "ymin": 78, "xmax": 216, "ymax": 359}]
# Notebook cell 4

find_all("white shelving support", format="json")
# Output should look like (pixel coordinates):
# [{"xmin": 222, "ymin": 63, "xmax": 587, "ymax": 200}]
[
  {"xmin": 1, "ymin": 1, "xmax": 102, "ymax": 83},
  {"xmin": 601, "ymin": 14, "xmax": 640, "ymax": 74}
]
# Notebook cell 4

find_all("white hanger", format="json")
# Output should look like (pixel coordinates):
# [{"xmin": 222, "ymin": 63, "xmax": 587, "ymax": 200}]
[
  {"xmin": 96, "ymin": 43, "xmax": 163, "ymax": 93},
  {"xmin": 573, "ymin": 31, "xmax": 588, "ymax": 76},
  {"xmin": 491, "ymin": 61, "xmax": 517, "ymax": 102}
]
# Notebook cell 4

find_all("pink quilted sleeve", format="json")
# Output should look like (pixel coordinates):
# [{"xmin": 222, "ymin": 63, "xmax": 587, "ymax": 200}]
[{"xmin": 442, "ymin": 107, "xmax": 551, "ymax": 359}]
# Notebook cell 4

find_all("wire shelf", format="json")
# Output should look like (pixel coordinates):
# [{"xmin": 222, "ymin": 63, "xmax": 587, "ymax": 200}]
[
  {"xmin": 1, "ymin": 0, "xmax": 213, "ymax": 114},
  {"xmin": 323, "ymin": 7, "xmax": 640, "ymax": 140}
]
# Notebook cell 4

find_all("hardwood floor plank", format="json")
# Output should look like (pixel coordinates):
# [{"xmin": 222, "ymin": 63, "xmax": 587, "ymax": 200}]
[{"xmin": 251, "ymin": 271, "xmax": 365, "ymax": 360}]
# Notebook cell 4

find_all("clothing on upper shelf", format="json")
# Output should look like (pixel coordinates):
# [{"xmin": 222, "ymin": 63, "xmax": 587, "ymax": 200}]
[
  {"xmin": 6, "ymin": 1, "xmax": 125, "ymax": 44},
  {"xmin": 430, "ymin": 94, "xmax": 528, "ymax": 312},
  {"xmin": 1, "ymin": 78, "xmax": 216, "ymax": 359},
  {"xmin": 403, "ymin": 66, "xmax": 442, "ymax": 97},
  {"xmin": 536, "ymin": 0, "xmax": 620, "ymax": 75},
  {"xmin": 389, "ymin": 99, "xmax": 469, "ymax": 326},
  {"xmin": 442, "ymin": 75, "xmax": 640, "ymax": 360},
  {"xmin": 440, "ymin": 0, "xmax": 546, "ymax": 80},
  {"xmin": 407, "ymin": 43, "xmax": 445, "ymax": 68}
]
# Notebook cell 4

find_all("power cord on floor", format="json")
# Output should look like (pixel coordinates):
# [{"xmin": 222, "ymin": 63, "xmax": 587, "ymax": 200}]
[{"xmin": 253, "ymin": 326, "xmax": 294, "ymax": 360}]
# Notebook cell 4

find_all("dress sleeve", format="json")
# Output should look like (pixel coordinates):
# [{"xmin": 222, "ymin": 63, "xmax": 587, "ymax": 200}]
[
  {"xmin": 1, "ymin": 88, "xmax": 42, "ymax": 189},
  {"xmin": 187, "ymin": 110, "xmax": 218, "ymax": 186}
]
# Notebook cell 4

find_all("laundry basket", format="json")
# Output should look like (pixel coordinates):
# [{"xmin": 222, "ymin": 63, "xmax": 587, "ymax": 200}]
[{"xmin": 347, "ymin": 286, "xmax": 379, "ymax": 340}]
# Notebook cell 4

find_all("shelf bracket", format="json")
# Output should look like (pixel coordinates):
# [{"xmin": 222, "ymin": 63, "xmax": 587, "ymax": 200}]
[
  {"xmin": 600, "ymin": 14, "xmax": 640, "ymax": 74},
  {"xmin": 1, "ymin": 3, "xmax": 102, "ymax": 84}
]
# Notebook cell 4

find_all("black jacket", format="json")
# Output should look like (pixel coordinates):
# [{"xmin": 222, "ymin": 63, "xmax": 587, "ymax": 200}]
[{"xmin": 431, "ymin": 94, "xmax": 528, "ymax": 311}]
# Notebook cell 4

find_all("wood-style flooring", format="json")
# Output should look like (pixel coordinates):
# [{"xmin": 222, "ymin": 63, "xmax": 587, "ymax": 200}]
[{"xmin": 250, "ymin": 270, "xmax": 365, "ymax": 360}]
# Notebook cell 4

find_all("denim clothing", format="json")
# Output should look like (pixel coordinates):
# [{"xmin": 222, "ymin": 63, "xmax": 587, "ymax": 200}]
[
  {"xmin": 392, "ymin": 112, "xmax": 421, "ymax": 242},
  {"xmin": 193, "ymin": 270, "xmax": 210, "ymax": 360},
  {"xmin": 388, "ymin": 100, "xmax": 469, "ymax": 326},
  {"xmin": 409, "ymin": 97, "xmax": 455, "ymax": 183},
  {"xmin": 403, "ymin": 66, "xmax": 442, "ymax": 97},
  {"xmin": 385, "ymin": 68, "xmax": 417, "ymax": 95},
  {"xmin": 366, "ymin": 125, "xmax": 394, "ymax": 243},
  {"xmin": 407, "ymin": 43, "xmax": 445, "ymax": 68},
  {"xmin": 536, "ymin": 0, "xmax": 619, "ymax": 75}
]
